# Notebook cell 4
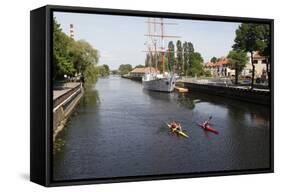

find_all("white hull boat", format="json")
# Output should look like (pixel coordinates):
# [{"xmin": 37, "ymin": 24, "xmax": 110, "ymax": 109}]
[{"xmin": 142, "ymin": 73, "xmax": 175, "ymax": 92}]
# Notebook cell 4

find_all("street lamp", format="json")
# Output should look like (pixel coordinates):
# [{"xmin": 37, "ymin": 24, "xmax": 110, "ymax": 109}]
[{"xmin": 64, "ymin": 74, "xmax": 67, "ymax": 88}]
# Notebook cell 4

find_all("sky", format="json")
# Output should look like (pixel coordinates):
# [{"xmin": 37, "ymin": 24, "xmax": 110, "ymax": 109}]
[{"xmin": 54, "ymin": 12, "xmax": 240, "ymax": 70}]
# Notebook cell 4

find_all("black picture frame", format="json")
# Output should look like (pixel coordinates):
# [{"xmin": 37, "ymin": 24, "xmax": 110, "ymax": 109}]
[{"xmin": 30, "ymin": 5, "xmax": 274, "ymax": 187}]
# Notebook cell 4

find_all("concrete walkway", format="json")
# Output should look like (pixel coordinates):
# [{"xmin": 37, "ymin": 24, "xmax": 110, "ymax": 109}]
[{"xmin": 53, "ymin": 82, "xmax": 81, "ymax": 100}]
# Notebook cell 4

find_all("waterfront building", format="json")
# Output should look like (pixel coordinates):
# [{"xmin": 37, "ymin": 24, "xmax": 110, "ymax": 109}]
[
  {"xmin": 204, "ymin": 52, "xmax": 268, "ymax": 79},
  {"xmin": 243, "ymin": 52, "xmax": 268, "ymax": 79},
  {"xmin": 129, "ymin": 67, "xmax": 159, "ymax": 78},
  {"xmin": 204, "ymin": 57, "xmax": 234, "ymax": 77}
]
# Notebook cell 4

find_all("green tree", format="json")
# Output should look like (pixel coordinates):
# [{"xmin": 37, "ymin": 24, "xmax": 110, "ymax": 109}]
[
  {"xmin": 68, "ymin": 40, "xmax": 99, "ymax": 75},
  {"xmin": 96, "ymin": 64, "xmax": 110, "ymax": 76},
  {"xmin": 205, "ymin": 70, "xmax": 212, "ymax": 77},
  {"xmin": 189, "ymin": 52, "xmax": 204, "ymax": 77},
  {"xmin": 183, "ymin": 41, "xmax": 188, "ymax": 76},
  {"xmin": 103, "ymin": 64, "xmax": 110, "ymax": 75},
  {"xmin": 53, "ymin": 18, "xmax": 99, "ymax": 86},
  {"xmin": 233, "ymin": 23, "xmax": 268, "ymax": 89},
  {"xmin": 135, "ymin": 64, "xmax": 145, "ymax": 68},
  {"xmin": 68, "ymin": 40, "xmax": 99, "ymax": 84},
  {"xmin": 167, "ymin": 41, "xmax": 175, "ymax": 72},
  {"xmin": 187, "ymin": 42, "xmax": 195, "ymax": 68},
  {"xmin": 176, "ymin": 40, "xmax": 183, "ymax": 74},
  {"xmin": 84, "ymin": 64, "xmax": 98, "ymax": 86},
  {"xmin": 227, "ymin": 50, "xmax": 248, "ymax": 85},
  {"xmin": 211, "ymin": 57, "xmax": 217, "ymax": 63},
  {"xmin": 96, "ymin": 66, "xmax": 105, "ymax": 76},
  {"xmin": 119, "ymin": 64, "xmax": 133, "ymax": 75},
  {"xmin": 183, "ymin": 41, "xmax": 195, "ymax": 76},
  {"xmin": 53, "ymin": 19, "xmax": 75, "ymax": 79},
  {"xmin": 258, "ymin": 24, "xmax": 270, "ymax": 81}
]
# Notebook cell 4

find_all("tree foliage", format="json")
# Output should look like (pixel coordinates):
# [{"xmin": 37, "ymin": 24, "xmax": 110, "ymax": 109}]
[
  {"xmin": 188, "ymin": 52, "xmax": 205, "ymax": 77},
  {"xmin": 167, "ymin": 41, "xmax": 175, "ymax": 71},
  {"xmin": 68, "ymin": 40, "xmax": 99, "ymax": 75},
  {"xmin": 233, "ymin": 23, "xmax": 269, "ymax": 88},
  {"xmin": 186, "ymin": 42, "xmax": 194, "ymax": 67},
  {"xmin": 258, "ymin": 24, "xmax": 270, "ymax": 79},
  {"xmin": 53, "ymin": 18, "xmax": 99, "ymax": 85},
  {"xmin": 166, "ymin": 40, "xmax": 206, "ymax": 77},
  {"xmin": 119, "ymin": 64, "xmax": 133, "ymax": 75},
  {"xmin": 53, "ymin": 20, "xmax": 75, "ymax": 79},
  {"xmin": 183, "ymin": 41, "xmax": 195, "ymax": 75},
  {"xmin": 135, "ymin": 64, "xmax": 145, "ymax": 68},
  {"xmin": 210, "ymin": 57, "xmax": 217, "ymax": 63},
  {"xmin": 176, "ymin": 40, "xmax": 183, "ymax": 74},
  {"xmin": 96, "ymin": 64, "xmax": 110, "ymax": 76},
  {"xmin": 103, "ymin": 64, "xmax": 110, "ymax": 73},
  {"xmin": 183, "ymin": 42, "xmax": 188, "ymax": 75},
  {"xmin": 233, "ymin": 23, "xmax": 267, "ymax": 52},
  {"xmin": 227, "ymin": 50, "xmax": 248, "ymax": 84}
]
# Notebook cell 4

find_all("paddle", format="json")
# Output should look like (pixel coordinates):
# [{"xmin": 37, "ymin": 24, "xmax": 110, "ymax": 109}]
[{"xmin": 207, "ymin": 116, "xmax": 214, "ymax": 125}]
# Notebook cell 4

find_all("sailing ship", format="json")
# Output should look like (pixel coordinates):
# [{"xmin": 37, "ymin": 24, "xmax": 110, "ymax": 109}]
[
  {"xmin": 142, "ymin": 18, "xmax": 179, "ymax": 92},
  {"xmin": 142, "ymin": 70, "xmax": 176, "ymax": 92}
]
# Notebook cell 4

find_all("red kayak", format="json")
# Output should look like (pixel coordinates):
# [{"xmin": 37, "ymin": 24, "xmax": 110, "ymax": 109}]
[{"xmin": 197, "ymin": 123, "xmax": 219, "ymax": 134}]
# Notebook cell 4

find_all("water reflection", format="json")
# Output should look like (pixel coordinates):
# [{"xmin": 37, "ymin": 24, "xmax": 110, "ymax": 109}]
[
  {"xmin": 142, "ymin": 89, "xmax": 173, "ymax": 102},
  {"xmin": 54, "ymin": 88, "xmax": 100, "ymax": 154},
  {"xmin": 53, "ymin": 76, "xmax": 270, "ymax": 181},
  {"xmin": 81, "ymin": 88, "xmax": 100, "ymax": 107},
  {"xmin": 53, "ymin": 137, "xmax": 66, "ymax": 154},
  {"xmin": 176, "ymin": 93, "xmax": 196, "ymax": 110}
]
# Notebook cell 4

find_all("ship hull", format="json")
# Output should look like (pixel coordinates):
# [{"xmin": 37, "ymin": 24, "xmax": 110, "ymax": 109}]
[{"xmin": 142, "ymin": 77, "xmax": 175, "ymax": 92}]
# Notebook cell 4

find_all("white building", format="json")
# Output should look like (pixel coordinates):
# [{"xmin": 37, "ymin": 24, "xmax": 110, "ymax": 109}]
[
  {"xmin": 205, "ymin": 53, "xmax": 268, "ymax": 79},
  {"xmin": 204, "ymin": 57, "xmax": 235, "ymax": 78},
  {"xmin": 243, "ymin": 52, "xmax": 268, "ymax": 79}
]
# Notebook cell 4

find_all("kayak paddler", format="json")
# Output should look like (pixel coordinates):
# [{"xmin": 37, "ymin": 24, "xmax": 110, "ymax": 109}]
[
  {"xmin": 169, "ymin": 120, "xmax": 182, "ymax": 132},
  {"xmin": 202, "ymin": 116, "xmax": 212, "ymax": 129}
]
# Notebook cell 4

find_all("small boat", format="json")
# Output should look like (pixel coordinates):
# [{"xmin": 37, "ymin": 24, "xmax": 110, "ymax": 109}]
[
  {"xmin": 167, "ymin": 123, "xmax": 189, "ymax": 138},
  {"xmin": 197, "ymin": 123, "xmax": 219, "ymax": 134},
  {"xmin": 174, "ymin": 86, "xmax": 188, "ymax": 93}
]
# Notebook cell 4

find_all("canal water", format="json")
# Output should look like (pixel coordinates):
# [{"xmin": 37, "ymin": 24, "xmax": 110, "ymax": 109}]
[{"xmin": 53, "ymin": 75, "xmax": 270, "ymax": 181}]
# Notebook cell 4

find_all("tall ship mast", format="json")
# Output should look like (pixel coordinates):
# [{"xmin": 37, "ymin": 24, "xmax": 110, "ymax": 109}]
[{"xmin": 142, "ymin": 18, "xmax": 180, "ymax": 92}]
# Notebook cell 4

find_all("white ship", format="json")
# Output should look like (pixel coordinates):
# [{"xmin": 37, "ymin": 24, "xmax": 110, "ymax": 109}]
[
  {"xmin": 142, "ymin": 72, "xmax": 175, "ymax": 92},
  {"xmin": 142, "ymin": 18, "xmax": 179, "ymax": 92}
]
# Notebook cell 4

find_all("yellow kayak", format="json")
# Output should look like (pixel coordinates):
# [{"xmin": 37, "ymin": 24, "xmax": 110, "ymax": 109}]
[{"xmin": 167, "ymin": 123, "xmax": 189, "ymax": 138}]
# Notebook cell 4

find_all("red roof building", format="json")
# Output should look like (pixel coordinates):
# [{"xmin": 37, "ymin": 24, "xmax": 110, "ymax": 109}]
[{"xmin": 130, "ymin": 67, "xmax": 159, "ymax": 77}]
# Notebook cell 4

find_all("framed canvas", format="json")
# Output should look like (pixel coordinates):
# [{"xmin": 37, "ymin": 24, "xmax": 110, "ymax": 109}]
[{"xmin": 30, "ymin": 5, "xmax": 274, "ymax": 187}]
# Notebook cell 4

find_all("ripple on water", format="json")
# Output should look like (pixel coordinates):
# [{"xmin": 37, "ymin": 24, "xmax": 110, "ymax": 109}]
[{"xmin": 53, "ymin": 76, "xmax": 270, "ymax": 181}]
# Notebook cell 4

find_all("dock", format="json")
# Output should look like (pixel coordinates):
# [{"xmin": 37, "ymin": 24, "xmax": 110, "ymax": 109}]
[
  {"xmin": 174, "ymin": 86, "xmax": 188, "ymax": 93},
  {"xmin": 178, "ymin": 81, "xmax": 270, "ymax": 105}
]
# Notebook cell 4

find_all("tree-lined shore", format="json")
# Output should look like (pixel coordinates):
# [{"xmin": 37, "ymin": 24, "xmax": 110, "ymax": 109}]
[{"xmin": 53, "ymin": 18, "xmax": 111, "ymax": 86}]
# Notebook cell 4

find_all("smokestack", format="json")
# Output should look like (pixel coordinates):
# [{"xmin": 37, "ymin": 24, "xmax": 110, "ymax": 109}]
[{"xmin": 70, "ymin": 24, "xmax": 74, "ymax": 39}]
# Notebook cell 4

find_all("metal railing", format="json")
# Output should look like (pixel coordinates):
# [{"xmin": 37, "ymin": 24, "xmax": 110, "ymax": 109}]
[{"xmin": 53, "ymin": 83, "xmax": 82, "ymax": 110}]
